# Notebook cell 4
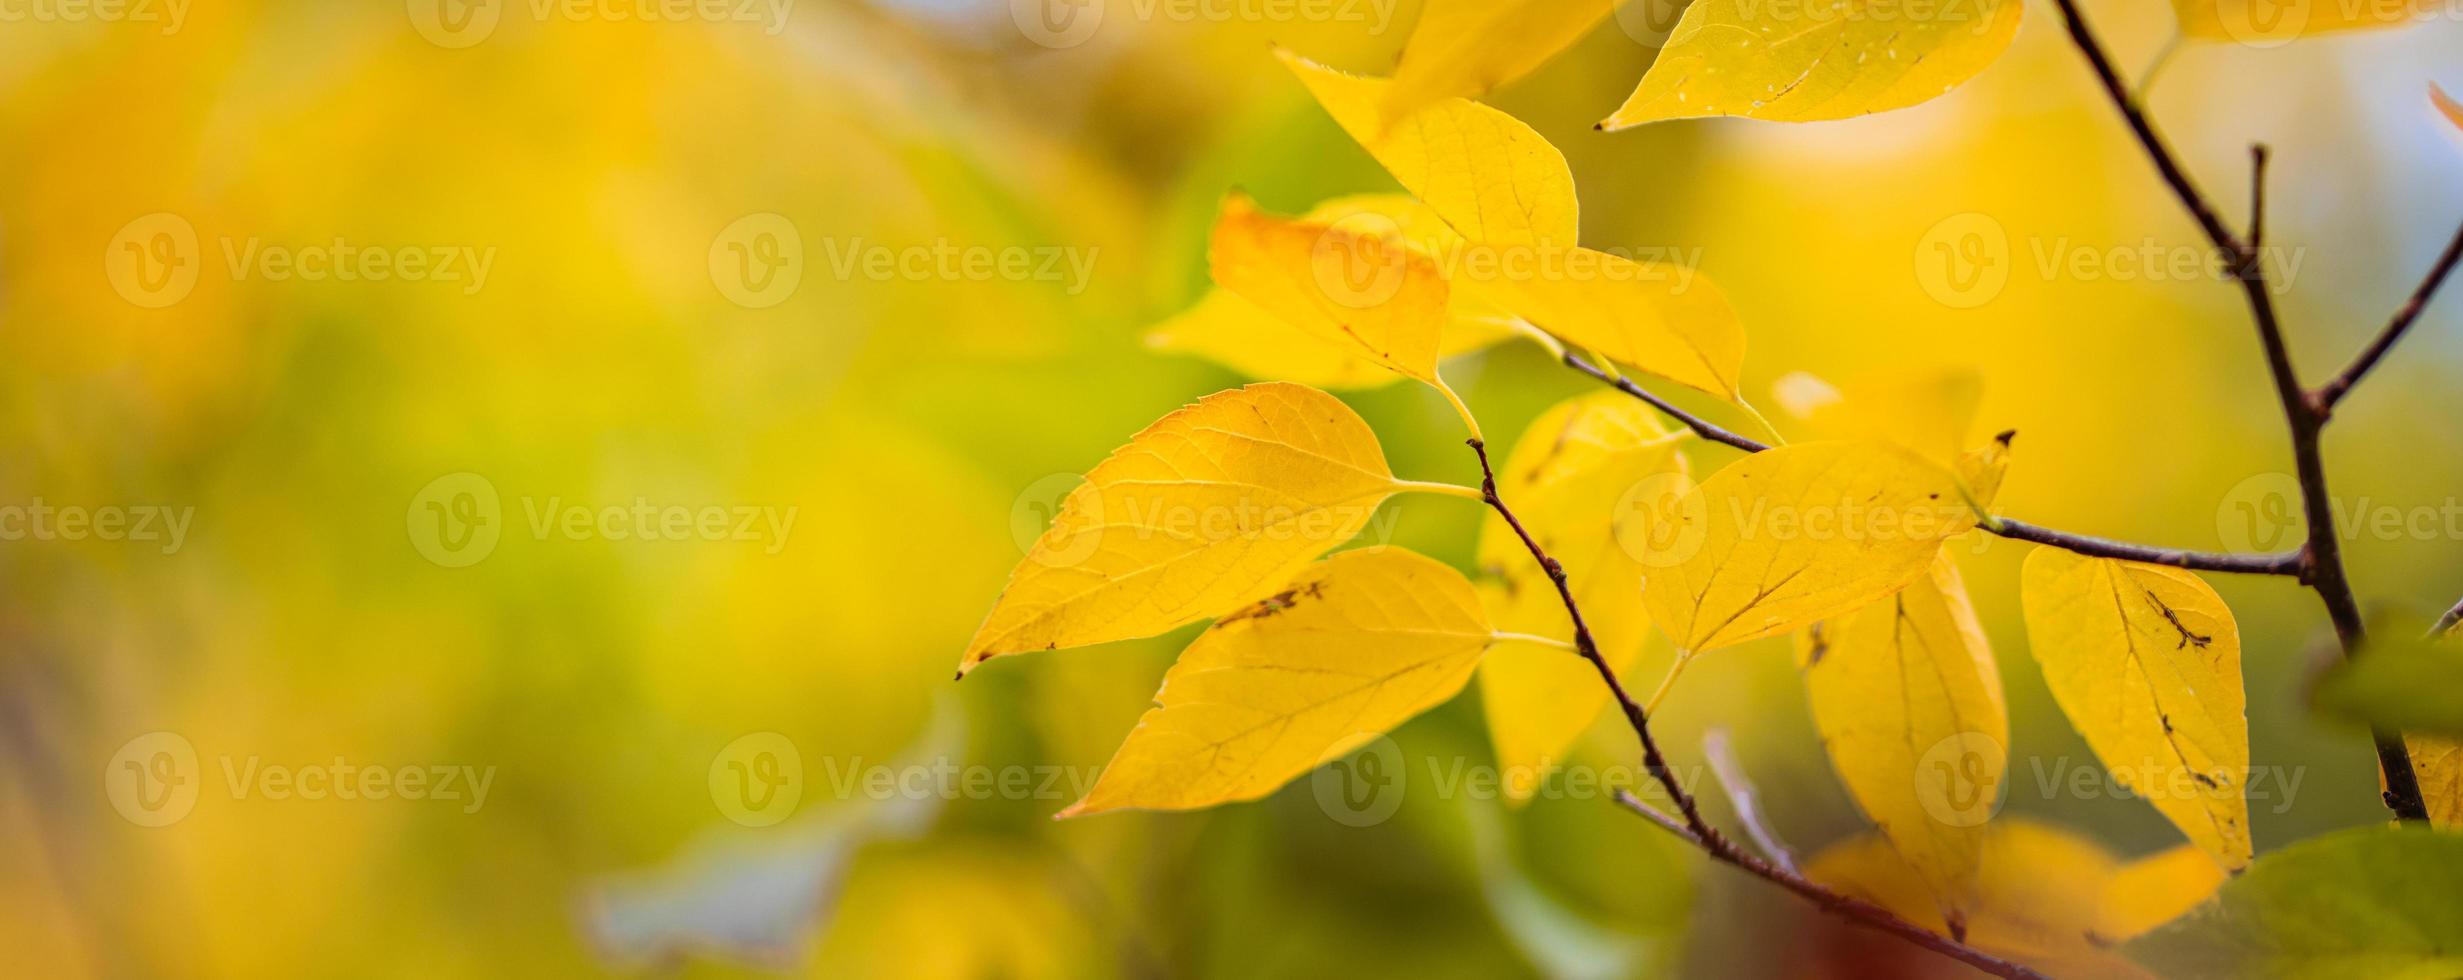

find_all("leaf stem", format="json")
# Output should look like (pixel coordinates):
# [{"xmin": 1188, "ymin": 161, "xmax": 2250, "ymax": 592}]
[
  {"xmin": 1642, "ymin": 651, "xmax": 1690, "ymax": 715},
  {"xmin": 1394, "ymin": 479, "xmax": 1490, "ymax": 502},
  {"xmin": 1433, "ymin": 373, "xmax": 1485, "ymax": 443},
  {"xmin": 1490, "ymin": 631, "xmax": 1577, "ymax": 652}
]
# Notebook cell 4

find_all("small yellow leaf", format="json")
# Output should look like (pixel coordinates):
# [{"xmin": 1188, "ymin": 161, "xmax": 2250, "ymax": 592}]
[
  {"xmin": 2020, "ymin": 547, "xmax": 2251, "ymax": 871},
  {"xmin": 2437, "ymin": 83, "xmax": 2463, "ymax": 131},
  {"xmin": 1602, "ymin": 0, "xmax": 2023, "ymax": 129},
  {"xmin": 1476, "ymin": 392, "xmax": 1689, "ymax": 801},
  {"xmin": 1799, "ymin": 556, "xmax": 2006, "ymax": 923},
  {"xmin": 1208, "ymin": 192, "xmax": 1453, "ymax": 386},
  {"xmin": 1061, "ymin": 547, "xmax": 1494, "ymax": 816},
  {"xmin": 2404, "ymin": 736, "xmax": 2463, "ymax": 828},
  {"xmin": 1465, "ymin": 246, "xmax": 1747, "ymax": 400},
  {"xmin": 1955, "ymin": 429, "xmax": 2015, "ymax": 512},
  {"xmin": 2093, "ymin": 845, "xmax": 2228, "ymax": 944},
  {"xmin": 2174, "ymin": 0, "xmax": 2438, "ymax": 43},
  {"xmin": 1280, "ymin": 49, "xmax": 1580, "ymax": 249},
  {"xmin": 1808, "ymin": 819, "xmax": 2211, "ymax": 977},
  {"xmin": 1640, "ymin": 441, "xmax": 1984, "ymax": 654},
  {"xmin": 961, "ymin": 383, "xmax": 1404, "ymax": 673},
  {"xmin": 1771, "ymin": 366, "xmax": 1983, "ymax": 464},
  {"xmin": 1383, "ymin": 0, "xmax": 1625, "ymax": 125}
]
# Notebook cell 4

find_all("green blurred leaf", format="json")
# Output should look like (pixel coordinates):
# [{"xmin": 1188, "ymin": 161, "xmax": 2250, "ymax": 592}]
[
  {"xmin": 2125, "ymin": 826, "xmax": 2463, "ymax": 979},
  {"xmin": 2313, "ymin": 631, "xmax": 2463, "ymax": 739}
]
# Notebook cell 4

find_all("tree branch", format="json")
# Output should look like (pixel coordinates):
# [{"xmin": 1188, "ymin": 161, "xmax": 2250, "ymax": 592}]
[
  {"xmin": 2317, "ymin": 219, "xmax": 2463, "ymax": 412},
  {"xmin": 2049, "ymin": 0, "xmax": 2429, "ymax": 821},
  {"xmin": 1611, "ymin": 791, "xmax": 2049, "ymax": 980},
  {"xmin": 1561, "ymin": 351, "xmax": 2303, "ymax": 576},
  {"xmin": 1467, "ymin": 439, "xmax": 2047, "ymax": 979}
]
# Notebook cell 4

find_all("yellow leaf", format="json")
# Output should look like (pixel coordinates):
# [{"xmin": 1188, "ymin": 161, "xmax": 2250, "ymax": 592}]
[
  {"xmin": 1639, "ymin": 441, "xmax": 1983, "ymax": 654},
  {"xmin": 1060, "ymin": 546, "xmax": 1494, "ymax": 816},
  {"xmin": 1771, "ymin": 366, "xmax": 1983, "ymax": 464},
  {"xmin": 1955, "ymin": 429, "xmax": 2015, "ymax": 512},
  {"xmin": 1279, "ymin": 48, "xmax": 1580, "ymax": 249},
  {"xmin": 2174, "ymin": 0, "xmax": 2439, "ymax": 43},
  {"xmin": 1601, "ymin": 0, "xmax": 2023, "ymax": 129},
  {"xmin": 1798, "ymin": 555, "xmax": 2006, "ymax": 924},
  {"xmin": 1464, "ymin": 246, "xmax": 1747, "ymax": 400},
  {"xmin": 2019, "ymin": 547, "xmax": 2252, "ymax": 870},
  {"xmin": 1208, "ymin": 192, "xmax": 1454, "ymax": 387},
  {"xmin": 2438, "ymin": 83, "xmax": 2463, "ymax": 132},
  {"xmin": 2093, "ymin": 845, "xmax": 2228, "ymax": 944},
  {"xmin": 1383, "ymin": 0, "xmax": 1625, "ymax": 125},
  {"xmin": 2404, "ymin": 736, "xmax": 2463, "ymax": 828},
  {"xmin": 1808, "ymin": 820, "xmax": 2211, "ymax": 977},
  {"xmin": 1476, "ymin": 392, "xmax": 1689, "ymax": 801},
  {"xmin": 960, "ymin": 383, "xmax": 1409, "ymax": 674},
  {"xmin": 1148, "ymin": 194, "xmax": 1516, "ymax": 389}
]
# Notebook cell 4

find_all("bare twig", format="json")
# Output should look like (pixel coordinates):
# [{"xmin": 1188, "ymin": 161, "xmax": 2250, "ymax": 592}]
[
  {"xmin": 1468, "ymin": 439, "xmax": 2046, "ymax": 977},
  {"xmin": 1611, "ymin": 791, "xmax": 2049, "ymax": 980},
  {"xmin": 2249, "ymin": 145, "xmax": 2271, "ymax": 249},
  {"xmin": 2318, "ymin": 220, "xmax": 2463, "ymax": 412},
  {"xmin": 2049, "ymin": 0, "xmax": 2429, "ymax": 821},
  {"xmin": 1700, "ymin": 729, "xmax": 1798, "ymax": 876},
  {"xmin": 1561, "ymin": 351, "xmax": 2304, "ymax": 576}
]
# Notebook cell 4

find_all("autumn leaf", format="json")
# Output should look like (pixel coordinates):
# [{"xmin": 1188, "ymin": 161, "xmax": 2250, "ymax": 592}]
[
  {"xmin": 1383, "ymin": 0, "xmax": 1625, "ymax": 126},
  {"xmin": 1208, "ymin": 192, "xmax": 1454, "ymax": 386},
  {"xmin": 2437, "ymin": 82, "xmax": 2463, "ymax": 132},
  {"xmin": 1639, "ymin": 441, "xmax": 1985, "ymax": 654},
  {"xmin": 1808, "ymin": 820, "xmax": 2224, "ymax": 978},
  {"xmin": 1798, "ymin": 555, "xmax": 2006, "ymax": 925},
  {"xmin": 1148, "ymin": 195, "xmax": 1515, "ymax": 389},
  {"xmin": 2125, "ymin": 825, "xmax": 2463, "ymax": 979},
  {"xmin": 2020, "ymin": 547, "xmax": 2251, "ymax": 871},
  {"xmin": 2173, "ymin": 0, "xmax": 2439, "ymax": 44},
  {"xmin": 1771, "ymin": 366, "xmax": 1984, "ymax": 464},
  {"xmin": 2095, "ymin": 845, "xmax": 2231, "ymax": 945},
  {"xmin": 1280, "ymin": 48, "xmax": 1579, "ymax": 249},
  {"xmin": 961, "ymin": 383, "xmax": 1423, "ymax": 674},
  {"xmin": 1601, "ymin": 0, "xmax": 2023, "ymax": 129},
  {"xmin": 1477, "ymin": 392, "xmax": 1689, "ymax": 801},
  {"xmin": 1463, "ymin": 247, "xmax": 1747, "ymax": 400},
  {"xmin": 2404, "ymin": 736, "xmax": 2463, "ymax": 828},
  {"xmin": 1060, "ymin": 546, "xmax": 1494, "ymax": 816}
]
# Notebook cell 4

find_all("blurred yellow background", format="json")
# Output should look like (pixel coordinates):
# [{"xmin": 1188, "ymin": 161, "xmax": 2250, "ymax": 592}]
[{"xmin": 5, "ymin": 0, "xmax": 2461, "ymax": 976}]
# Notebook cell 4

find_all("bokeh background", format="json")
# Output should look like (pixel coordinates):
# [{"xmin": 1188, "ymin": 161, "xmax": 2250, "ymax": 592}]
[{"xmin": 5, "ymin": 0, "xmax": 2462, "ymax": 976}]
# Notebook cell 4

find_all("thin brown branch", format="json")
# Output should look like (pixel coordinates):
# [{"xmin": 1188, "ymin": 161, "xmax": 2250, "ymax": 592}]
[
  {"xmin": 2249, "ymin": 145, "xmax": 2270, "ymax": 249},
  {"xmin": 2049, "ymin": 0, "xmax": 2429, "ymax": 821},
  {"xmin": 1612, "ymin": 791, "xmax": 2050, "ymax": 980},
  {"xmin": 2434, "ymin": 598, "xmax": 2463, "ymax": 638},
  {"xmin": 1561, "ymin": 351, "xmax": 2303, "ymax": 576},
  {"xmin": 2318, "ymin": 219, "xmax": 2463, "ymax": 412},
  {"xmin": 1469, "ymin": 439, "xmax": 2046, "ymax": 978}
]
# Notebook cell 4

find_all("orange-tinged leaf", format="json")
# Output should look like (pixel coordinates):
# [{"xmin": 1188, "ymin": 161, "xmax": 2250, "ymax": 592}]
[
  {"xmin": 1464, "ymin": 246, "xmax": 1747, "ymax": 400},
  {"xmin": 1208, "ymin": 192, "xmax": 1453, "ymax": 387},
  {"xmin": 2437, "ymin": 83, "xmax": 2463, "ymax": 131},
  {"xmin": 1602, "ymin": 0, "xmax": 2023, "ymax": 128},
  {"xmin": 2173, "ymin": 0, "xmax": 2439, "ymax": 43},
  {"xmin": 1639, "ymin": 441, "xmax": 1984, "ymax": 654},
  {"xmin": 960, "ymin": 383, "xmax": 1406, "ymax": 673},
  {"xmin": 2020, "ymin": 548, "xmax": 2251, "ymax": 871},
  {"xmin": 1383, "ymin": 0, "xmax": 1624, "ymax": 125},
  {"xmin": 2094, "ymin": 846, "xmax": 2228, "ymax": 944},
  {"xmin": 1280, "ymin": 49, "xmax": 1579, "ymax": 249},
  {"xmin": 1799, "ymin": 556, "xmax": 2005, "ymax": 924},
  {"xmin": 1061, "ymin": 547, "xmax": 1493, "ymax": 816},
  {"xmin": 1477, "ymin": 392, "xmax": 1688, "ymax": 801}
]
